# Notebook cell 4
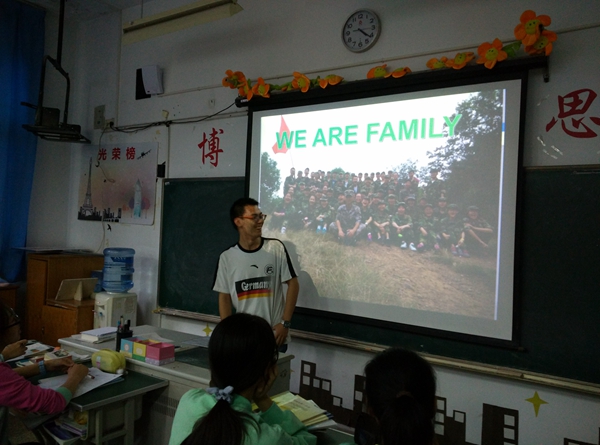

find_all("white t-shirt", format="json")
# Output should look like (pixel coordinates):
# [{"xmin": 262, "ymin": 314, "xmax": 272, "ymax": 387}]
[{"xmin": 213, "ymin": 238, "xmax": 296, "ymax": 338}]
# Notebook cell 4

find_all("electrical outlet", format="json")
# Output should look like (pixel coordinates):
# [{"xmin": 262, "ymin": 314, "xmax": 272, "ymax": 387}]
[
  {"xmin": 104, "ymin": 119, "xmax": 114, "ymax": 130},
  {"xmin": 94, "ymin": 105, "xmax": 105, "ymax": 130}
]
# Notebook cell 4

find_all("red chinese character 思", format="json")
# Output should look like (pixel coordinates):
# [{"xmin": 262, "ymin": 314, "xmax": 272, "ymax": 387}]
[
  {"xmin": 126, "ymin": 146, "xmax": 136, "ymax": 160},
  {"xmin": 546, "ymin": 88, "xmax": 600, "ymax": 138},
  {"xmin": 97, "ymin": 148, "xmax": 107, "ymax": 161},
  {"xmin": 111, "ymin": 147, "xmax": 121, "ymax": 160},
  {"xmin": 198, "ymin": 128, "xmax": 224, "ymax": 167}
]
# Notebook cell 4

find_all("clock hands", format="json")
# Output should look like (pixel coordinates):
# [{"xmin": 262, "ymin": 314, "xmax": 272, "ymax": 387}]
[{"xmin": 354, "ymin": 28, "xmax": 373, "ymax": 37}]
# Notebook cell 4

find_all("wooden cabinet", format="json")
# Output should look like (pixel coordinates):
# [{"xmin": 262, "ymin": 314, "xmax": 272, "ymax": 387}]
[
  {"xmin": 26, "ymin": 253, "xmax": 104, "ymax": 344},
  {"xmin": 41, "ymin": 300, "xmax": 96, "ymax": 346}
]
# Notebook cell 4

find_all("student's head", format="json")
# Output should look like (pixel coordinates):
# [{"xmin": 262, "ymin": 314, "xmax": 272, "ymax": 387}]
[
  {"xmin": 424, "ymin": 204, "xmax": 433, "ymax": 217},
  {"xmin": 437, "ymin": 197, "xmax": 447, "ymax": 208},
  {"xmin": 448, "ymin": 204, "xmax": 459, "ymax": 218},
  {"xmin": 182, "ymin": 313, "xmax": 278, "ymax": 445},
  {"xmin": 397, "ymin": 204, "xmax": 406, "ymax": 215},
  {"xmin": 230, "ymin": 198, "xmax": 259, "ymax": 229},
  {"xmin": 308, "ymin": 195, "xmax": 316, "ymax": 205},
  {"xmin": 290, "ymin": 167, "xmax": 295, "ymax": 175},
  {"xmin": 0, "ymin": 302, "xmax": 21, "ymax": 349},
  {"xmin": 467, "ymin": 205, "xmax": 479, "ymax": 219},
  {"xmin": 345, "ymin": 190, "xmax": 355, "ymax": 205},
  {"xmin": 209, "ymin": 313, "xmax": 278, "ymax": 393},
  {"xmin": 364, "ymin": 348, "xmax": 436, "ymax": 445}
]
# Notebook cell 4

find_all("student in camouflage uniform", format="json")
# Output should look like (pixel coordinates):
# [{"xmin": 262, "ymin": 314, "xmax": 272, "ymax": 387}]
[
  {"xmin": 271, "ymin": 193, "xmax": 297, "ymax": 232},
  {"xmin": 315, "ymin": 197, "xmax": 333, "ymax": 233},
  {"xmin": 425, "ymin": 168, "xmax": 445, "ymax": 201},
  {"xmin": 463, "ymin": 205, "xmax": 493, "ymax": 256},
  {"xmin": 385, "ymin": 194, "xmax": 398, "ymax": 216},
  {"xmin": 405, "ymin": 195, "xmax": 418, "ymax": 221},
  {"xmin": 360, "ymin": 197, "xmax": 374, "ymax": 239},
  {"xmin": 433, "ymin": 197, "xmax": 448, "ymax": 219},
  {"xmin": 372, "ymin": 201, "xmax": 391, "ymax": 245},
  {"xmin": 439, "ymin": 203, "xmax": 464, "ymax": 256},
  {"xmin": 391, "ymin": 203, "xmax": 415, "ymax": 250},
  {"xmin": 301, "ymin": 195, "xmax": 318, "ymax": 230},
  {"xmin": 331, "ymin": 190, "xmax": 364, "ymax": 245},
  {"xmin": 416, "ymin": 203, "xmax": 439, "ymax": 252}
]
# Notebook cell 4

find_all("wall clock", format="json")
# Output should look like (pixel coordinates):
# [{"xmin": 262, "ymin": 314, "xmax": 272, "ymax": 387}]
[{"xmin": 342, "ymin": 9, "xmax": 381, "ymax": 53}]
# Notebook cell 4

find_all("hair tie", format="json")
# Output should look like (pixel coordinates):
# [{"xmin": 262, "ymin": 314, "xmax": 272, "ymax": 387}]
[
  {"xmin": 207, "ymin": 386, "xmax": 234, "ymax": 404},
  {"xmin": 396, "ymin": 390, "xmax": 413, "ymax": 399}
]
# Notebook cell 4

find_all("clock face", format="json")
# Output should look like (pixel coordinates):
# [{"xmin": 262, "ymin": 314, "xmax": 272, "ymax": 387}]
[{"xmin": 342, "ymin": 9, "xmax": 381, "ymax": 53}]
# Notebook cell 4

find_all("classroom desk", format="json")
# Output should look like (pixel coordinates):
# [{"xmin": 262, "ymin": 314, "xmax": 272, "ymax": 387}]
[
  {"xmin": 69, "ymin": 370, "xmax": 167, "ymax": 445},
  {"xmin": 59, "ymin": 325, "xmax": 294, "ymax": 445},
  {"xmin": 314, "ymin": 427, "xmax": 356, "ymax": 445},
  {"xmin": 22, "ymin": 368, "xmax": 167, "ymax": 445}
]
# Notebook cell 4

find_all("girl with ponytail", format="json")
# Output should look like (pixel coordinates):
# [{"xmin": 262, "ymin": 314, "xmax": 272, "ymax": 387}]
[
  {"xmin": 168, "ymin": 313, "xmax": 316, "ymax": 445},
  {"xmin": 363, "ymin": 347, "xmax": 436, "ymax": 445}
]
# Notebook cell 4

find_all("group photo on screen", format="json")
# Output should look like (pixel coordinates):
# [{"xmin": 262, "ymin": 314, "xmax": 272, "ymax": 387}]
[{"xmin": 249, "ymin": 80, "xmax": 522, "ymax": 341}]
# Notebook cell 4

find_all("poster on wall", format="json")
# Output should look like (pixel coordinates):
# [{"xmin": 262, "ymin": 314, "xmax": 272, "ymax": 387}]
[{"xmin": 77, "ymin": 143, "xmax": 158, "ymax": 225}]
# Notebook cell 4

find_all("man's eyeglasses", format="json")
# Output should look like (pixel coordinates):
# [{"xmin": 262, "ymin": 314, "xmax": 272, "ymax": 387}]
[{"xmin": 240, "ymin": 213, "xmax": 267, "ymax": 222}]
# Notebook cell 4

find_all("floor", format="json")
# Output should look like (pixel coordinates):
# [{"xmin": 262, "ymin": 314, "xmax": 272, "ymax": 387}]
[{"xmin": 8, "ymin": 413, "xmax": 39, "ymax": 443}]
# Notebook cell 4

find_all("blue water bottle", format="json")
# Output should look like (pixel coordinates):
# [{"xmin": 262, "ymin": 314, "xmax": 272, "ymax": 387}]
[{"xmin": 102, "ymin": 248, "xmax": 135, "ymax": 293}]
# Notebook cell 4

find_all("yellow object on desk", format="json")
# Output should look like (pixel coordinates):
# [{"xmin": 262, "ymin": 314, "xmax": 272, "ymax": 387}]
[{"xmin": 91, "ymin": 349, "xmax": 126, "ymax": 373}]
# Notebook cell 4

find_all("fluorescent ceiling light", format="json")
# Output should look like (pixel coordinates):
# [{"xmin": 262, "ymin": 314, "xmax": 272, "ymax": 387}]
[{"xmin": 122, "ymin": 0, "xmax": 243, "ymax": 45}]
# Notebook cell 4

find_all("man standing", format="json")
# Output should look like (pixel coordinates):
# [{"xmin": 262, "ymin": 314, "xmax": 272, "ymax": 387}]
[{"xmin": 213, "ymin": 197, "xmax": 299, "ymax": 350}]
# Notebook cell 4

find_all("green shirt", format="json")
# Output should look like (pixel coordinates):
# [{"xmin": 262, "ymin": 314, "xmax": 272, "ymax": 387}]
[{"xmin": 169, "ymin": 389, "xmax": 316, "ymax": 445}]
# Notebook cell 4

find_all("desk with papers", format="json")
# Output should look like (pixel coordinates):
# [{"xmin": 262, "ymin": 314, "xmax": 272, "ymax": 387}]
[{"xmin": 59, "ymin": 325, "xmax": 294, "ymax": 445}]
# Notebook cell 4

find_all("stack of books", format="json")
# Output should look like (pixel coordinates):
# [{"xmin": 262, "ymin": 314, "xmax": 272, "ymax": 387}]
[
  {"xmin": 268, "ymin": 391, "xmax": 336, "ymax": 431},
  {"xmin": 79, "ymin": 327, "xmax": 117, "ymax": 343}
]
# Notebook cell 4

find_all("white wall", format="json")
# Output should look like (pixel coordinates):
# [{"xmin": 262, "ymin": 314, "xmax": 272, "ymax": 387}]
[{"xmin": 27, "ymin": 1, "xmax": 600, "ymax": 443}]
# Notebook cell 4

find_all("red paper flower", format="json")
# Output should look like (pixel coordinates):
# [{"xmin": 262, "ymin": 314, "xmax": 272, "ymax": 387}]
[
  {"xmin": 426, "ymin": 57, "xmax": 448, "ymax": 70},
  {"xmin": 292, "ymin": 72, "xmax": 311, "ymax": 93},
  {"xmin": 222, "ymin": 70, "xmax": 246, "ymax": 89},
  {"xmin": 525, "ymin": 30, "xmax": 557, "ymax": 56},
  {"xmin": 514, "ymin": 10, "xmax": 551, "ymax": 46},
  {"xmin": 251, "ymin": 77, "xmax": 270, "ymax": 98},
  {"xmin": 477, "ymin": 38, "xmax": 508, "ymax": 69},
  {"xmin": 445, "ymin": 52, "xmax": 474, "ymax": 70}
]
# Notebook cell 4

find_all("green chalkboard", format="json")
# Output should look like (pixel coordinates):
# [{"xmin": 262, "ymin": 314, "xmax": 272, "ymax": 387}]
[
  {"xmin": 158, "ymin": 178, "xmax": 245, "ymax": 315},
  {"xmin": 158, "ymin": 169, "xmax": 600, "ymax": 385}
]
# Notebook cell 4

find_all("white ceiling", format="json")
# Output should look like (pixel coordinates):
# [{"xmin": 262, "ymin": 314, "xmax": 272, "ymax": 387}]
[{"xmin": 23, "ymin": 0, "xmax": 141, "ymax": 21}]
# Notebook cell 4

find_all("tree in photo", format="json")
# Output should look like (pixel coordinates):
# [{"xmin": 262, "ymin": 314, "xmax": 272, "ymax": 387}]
[
  {"xmin": 260, "ymin": 152, "xmax": 281, "ymax": 213},
  {"xmin": 428, "ymin": 90, "xmax": 503, "ymax": 222}
]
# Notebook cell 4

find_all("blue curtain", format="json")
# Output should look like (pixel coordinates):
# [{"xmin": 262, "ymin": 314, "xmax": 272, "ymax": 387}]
[{"xmin": 0, "ymin": 0, "xmax": 45, "ymax": 282}]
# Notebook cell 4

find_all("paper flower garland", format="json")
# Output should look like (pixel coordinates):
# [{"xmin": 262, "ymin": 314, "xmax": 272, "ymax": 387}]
[{"xmin": 223, "ymin": 9, "xmax": 555, "ymax": 101}]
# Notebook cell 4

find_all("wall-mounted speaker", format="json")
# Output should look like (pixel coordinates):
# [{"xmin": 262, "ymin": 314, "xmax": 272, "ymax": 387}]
[{"xmin": 135, "ymin": 65, "xmax": 163, "ymax": 100}]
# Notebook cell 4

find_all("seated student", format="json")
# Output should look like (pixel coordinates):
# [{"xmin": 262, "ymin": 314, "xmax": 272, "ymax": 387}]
[
  {"xmin": 372, "ymin": 201, "xmax": 390, "ymax": 245},
  {"xmin": 416, "ymin": 203, "xmax": 440, "ymax": 252},
  {"xmin": 169, "ymin": 313, "xmax": 316, "ymax": 445},
  {"xmin": 0, "ymin": 303, "xmax": 89, "ymax": 444},
  {"xmin": 438, "ymin": 203, "xmax": 465, "ymax": 256},
  {"xmin": 361, "ymin": 347, "xmax": 436, "ymax": 445},
  {"xmin": 463, "ymin": 205, "xmax": 493, "ymax": 256},
  {"xmin": 391, "ymin": 203, "xmax": 415, "ymax": 250}
]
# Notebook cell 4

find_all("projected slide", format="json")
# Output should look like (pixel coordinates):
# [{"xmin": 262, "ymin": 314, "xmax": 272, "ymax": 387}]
[{"xmin": 248, "ymin": 80, "xmax": 522, "ymax": 341}]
